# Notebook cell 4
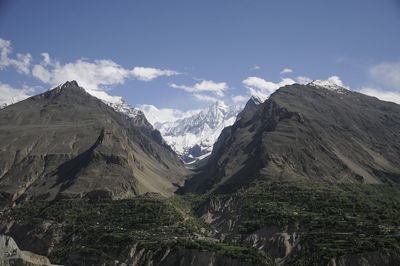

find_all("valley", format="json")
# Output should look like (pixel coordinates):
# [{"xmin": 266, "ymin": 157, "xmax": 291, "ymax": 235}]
[{"xmin": 1, "ymin": 81, "xmax": 400, "ymax": 265}]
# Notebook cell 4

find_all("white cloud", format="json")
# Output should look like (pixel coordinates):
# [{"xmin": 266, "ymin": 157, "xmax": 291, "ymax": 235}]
[
  {"xmin": 137, "ymin": 104, "xmax": 201, "ymax": 125},
  {"xmin": 0, "ymin": 82, "xmax": 34, "ymax": 106},
  {"xmin": 241, "ymin": 75, "xmax": 317, "ymax": 101},
  {"xmin": 29, "ymin": 52, "xmax": 181, "ymax": 104},
  {"xmin": 0, "ymin": 38, "xmax": 181, "ymax": 105},
  {"xmin": 356, "ymin": 62, "xmax": 400, "ymax": 105},
  {"xmin": 40, "ymin": 53, "xmax": 51, "ymax": 66},
  {"xmin": 280, "ymin": 68, "xmax": 293, "ymax": 75},
  {"xmin": 232, "ymin": 94, "xmax": 248, "ymax": 103},
  {"xmin": 170, "ymin": 80, "xmax": 228, "ymax": 97},
  {"xmin": 32, "ymin": 58, "xmax": 129, "ymax": 92},
  {"xmin": 0, "ymin": 38, "xmax": 32, "ymax": 74},
  {"xmin": 243, "ymin": 76, "xmax": 296, "ymax": 95},
  {"xmin": 369, "ymin": 62, "xmax": 400, "ymax": 90},
  {"xmin": 192, "ymin": 93, "xmax": 220, "ymax": 102},
  {"xmin": 358, "ymin": 88, "xmax": 400, "ymax": 105},
  {"xmin": 131, "ymin": 67, "xmax": 180, "ymax": 81},
  {"xmin": 32, "ymin": 64, "xmax": 52, "ymax": 84},
  {"xmin": 326, "ymin": 75, "xmax": 346, "ymax": 88},
  {"xmin": 251, "ymin": 65, "xmax": 261, "ymax": 71},
  {"xmin": 296, "ymin": 76, "xmax": 312, "ymax": 84}
]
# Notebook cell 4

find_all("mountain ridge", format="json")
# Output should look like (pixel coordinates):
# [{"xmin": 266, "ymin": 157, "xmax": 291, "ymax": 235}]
[{"xmin": 179, "ymin": 83, "xmax": 400, "ymax": 194}]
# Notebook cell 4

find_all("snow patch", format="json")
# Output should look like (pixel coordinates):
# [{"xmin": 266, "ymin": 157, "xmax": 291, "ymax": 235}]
[{"xmin": 309, "ymin": 77, "xmax": 349, "ymax": 93}]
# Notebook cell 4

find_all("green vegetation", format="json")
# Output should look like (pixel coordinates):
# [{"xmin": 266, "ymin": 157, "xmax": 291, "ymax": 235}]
[
  {"xmin": 239, "ymin": 181, "xmax": 400, "ymax": 234},
  {"xmin": 2, "ymin": 181, "xmax": 400, "ymax": 265},
  {"xmin": 194, "ymin": 181, "xmax": 400, "ymax": 265},
  {"xmin": 1, "ymin": 196, "xmax": 271, "ymax": 265},
  {"xmin": 173, "ymin": 239, "xmax": 273, "ymax": 264},
  {"xmin": 3, "ymin": 198, "xmax": 187, "ymax": 263}
]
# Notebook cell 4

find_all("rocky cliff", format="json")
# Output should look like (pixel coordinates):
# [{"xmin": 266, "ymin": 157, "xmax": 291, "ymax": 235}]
[{"xmin": 0, "ymin": 234, "xmax": 53, "ymax": 266}]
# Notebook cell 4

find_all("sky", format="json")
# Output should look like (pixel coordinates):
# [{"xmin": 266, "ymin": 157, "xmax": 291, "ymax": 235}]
[{"xmin": 1, "ymin": 0, "xmax": 400, "ymax": 120}]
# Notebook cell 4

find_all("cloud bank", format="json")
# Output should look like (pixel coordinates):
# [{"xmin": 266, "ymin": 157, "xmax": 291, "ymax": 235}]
[
  {"xmin": 0, "ymin": 37, "xmax": 180, "ymax": 105},
  {"xmin": 0, "ymin": 82, "xmax": 33, "ymax": 106},
  {"xmin": 170, "ymin": 80, "xmax": 228, "ymax": 97},
  {"xmin": 0, "ymin": 38, "xmax": 32, "ymax": 74},
  {"xmin": 137, "ymin": 104, "xmax": 201, "ymax": 125},
  {"xmin": 357, "ymin": 61, "xmax": 400, "ymax": 104}
]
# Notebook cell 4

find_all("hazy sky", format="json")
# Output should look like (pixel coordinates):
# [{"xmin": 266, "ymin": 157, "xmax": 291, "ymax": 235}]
[{"xmin": 1, "ymin": 0, "xmax": 400, "ymax": 112}]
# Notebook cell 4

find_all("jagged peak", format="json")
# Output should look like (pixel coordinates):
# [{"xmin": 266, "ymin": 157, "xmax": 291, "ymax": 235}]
[
  {"xmin": 211, "ymin": 100, "xmax": 228, "ymax": 110},
  {"xmin": 249, "ymin": 95, "xmax": 263, "ymax": 105},
  {"xmin": 52, "ymin": 80, "xmax": 88, "ymax": 96},
  {"xmin": 60, "ymin": 80, "xmax": 79, "ymax": 89}
]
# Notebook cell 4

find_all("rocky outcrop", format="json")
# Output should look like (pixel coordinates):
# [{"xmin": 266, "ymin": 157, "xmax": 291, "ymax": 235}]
[
  {"xmin": 0, "ymin": 234, "xmax": 53, "ymax": 266},
  {"xmin": 244, "ymin": 228, "xmax": 301, "ymax": 264},
  {"xmin": 160, "ymin": 247, "xmax": 262, "ymax": 266},
  {"xmin": 80, "ymin": 244, "xmax": 264, "ymax": 266},
  {"xmin": 328, "ymin": 250, "xmax": 400, "ymax": 266},
  {"xmin": 197, "ymin": 196, "xmax": 301, "ymax": 264}
]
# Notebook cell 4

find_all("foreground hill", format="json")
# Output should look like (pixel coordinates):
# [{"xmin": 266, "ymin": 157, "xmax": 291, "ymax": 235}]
[
  {"xmin": 180, "ymin": 82, "xmax": 400, "ymax": 194},
  {"xmin": 0, "ymin": 81, "xmax": 189, "ymax": 208}
]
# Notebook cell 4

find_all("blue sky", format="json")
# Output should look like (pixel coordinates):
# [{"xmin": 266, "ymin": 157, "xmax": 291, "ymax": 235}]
[{"xmin": 1, "ymin": 0, "xmax": 400, "ymax": 115}]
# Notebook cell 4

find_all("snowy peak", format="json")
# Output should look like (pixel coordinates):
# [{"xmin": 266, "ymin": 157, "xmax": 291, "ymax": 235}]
[
  {"xmin": 308, "ymin": 79, "xmax": 348, "ymax": 93},
  {"xmin": 57, "ymin": 80, "xmax": 142, "ymax": 120},
  {"xmin": 107, "ymin": 98, "xmax": 142, "ymax": 119},
  {"xmin": 152, "ymin": 102, "xmax": 243, "ymax": 163}
]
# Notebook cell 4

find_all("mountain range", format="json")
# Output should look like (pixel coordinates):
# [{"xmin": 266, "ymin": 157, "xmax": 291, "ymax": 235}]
[{"xmin": 1, "ymin": 80, "xmax": 400, "ymax": 265}]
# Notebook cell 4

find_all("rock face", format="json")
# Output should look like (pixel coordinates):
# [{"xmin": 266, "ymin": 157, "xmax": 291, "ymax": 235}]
[
  {"xmin": 0, "ymin": 234, "xmax": 52, "ymax": 266},
  {"xmin": 197, "ymin": 196, "xmax": 301, "ymax": 264},
  {"xmin": 0, "ymin": 81, "xmax": 189, "ymax": 207},
  {"xmin": 181, "ymin": 83, "xmax": 400, "ymax": 194},
  {"xmin": 77, "ymin": 244, "xmax": 263, "ymax": 266}
]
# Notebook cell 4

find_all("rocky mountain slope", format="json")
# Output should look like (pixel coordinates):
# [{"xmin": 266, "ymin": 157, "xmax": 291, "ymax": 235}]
[
  {"xmin": 0, "ymin": 234, "xmax": 53, "ymax": 266},
  {"xmin": 145, "ymin": 101, "xmax": 243, "ymax": 163},
  {"xmin": 180, "ymin": 81, "xmax": 400, "ymax": 194},
  {"xmin": 0, "ymin": 81, "xmax": 189, "ymax": 208}
]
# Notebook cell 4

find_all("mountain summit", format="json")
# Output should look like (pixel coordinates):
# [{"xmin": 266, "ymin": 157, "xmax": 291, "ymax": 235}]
[
  {"xmin": 180, "ymin": 82, "xmax": 400, "ymax": 194},
  {"xmin": 0, "ymin": 81, "xmax": 188, "ymax": 207}
]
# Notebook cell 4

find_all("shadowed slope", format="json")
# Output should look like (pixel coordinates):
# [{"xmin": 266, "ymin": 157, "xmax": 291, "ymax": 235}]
[
  {"xmin": 180, "ymin": 84, "xmax": 400, "ymax": 194},
  {"xmin": 0, "ymin": 81, "xmax": 189, "ymax": 206}
]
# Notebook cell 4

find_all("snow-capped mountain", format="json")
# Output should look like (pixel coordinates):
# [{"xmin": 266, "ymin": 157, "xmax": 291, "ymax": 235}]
[
  {"xmin": 142, "ymin": 101, "xmax": 244, "ymax": 163},
  {"xmin": 57, "ymin": 81, "xmax": 145, "ymax": 120},
  {"xmin": 76, "ymin": 82, "xmax": 244, "ymax": 164},
  {"xmin": 106, "ymin": 98, "xmax": 143, "ymax": 118},
  {"xmin": 308, "ymin": 79, "xmax": 349, "ymax": 93}
]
